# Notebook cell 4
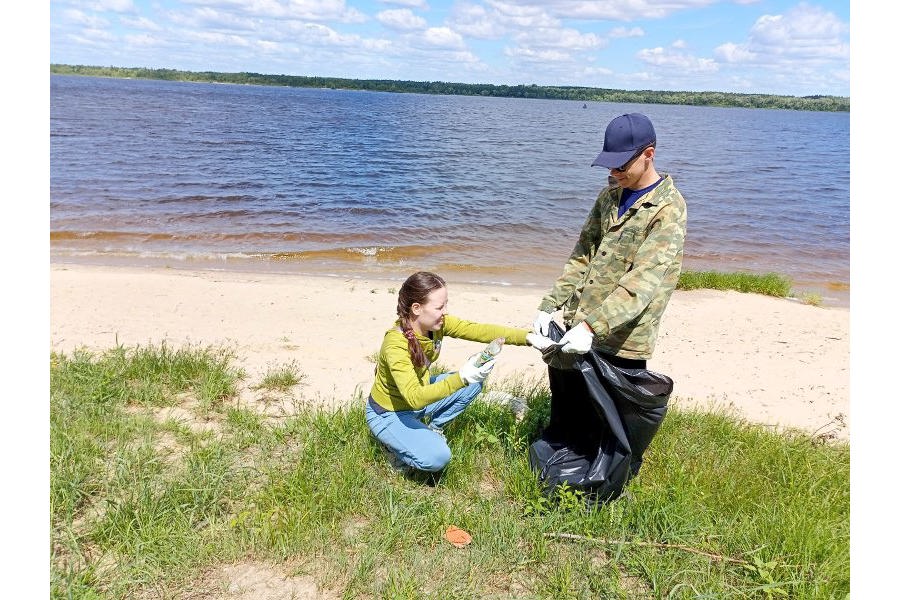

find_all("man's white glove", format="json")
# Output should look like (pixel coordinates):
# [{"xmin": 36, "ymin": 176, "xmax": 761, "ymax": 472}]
[
  {"xmin": 526, "ymin": 332, "xmax": 556, "ymax": 351},
  {"xmin": 559, "ymin": 323, "xmax": 594, "ymax": 354},
  {"xmin": 459, "ymin": 354, "xmax": 496, "ymax": 384},
  {"xmin": 533, "ymin": 311, "xmax": 553, "ymax": 335}
]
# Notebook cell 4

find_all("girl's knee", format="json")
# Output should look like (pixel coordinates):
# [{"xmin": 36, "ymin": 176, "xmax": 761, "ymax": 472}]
[{"xmin": 413, "ymin": 442, "xmax": 452, "ymax": 472}]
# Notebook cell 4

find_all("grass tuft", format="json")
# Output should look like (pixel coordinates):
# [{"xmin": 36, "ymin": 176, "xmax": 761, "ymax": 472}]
[
  {"xmin": 800, "ymin": 293, "xmax": 823, "ymax": 307},
  {"xmin": 254, "ymin": 361, "xmax": 305, "ymax": 392},
  {"xmin": 677, "ymin": 270, "xmax": 792, "ymax": 298}
]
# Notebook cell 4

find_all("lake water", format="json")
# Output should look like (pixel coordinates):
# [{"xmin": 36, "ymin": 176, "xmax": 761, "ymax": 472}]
[{"xmin": 50, "ymin": 75, "xmax": 850, "ymax": 306}]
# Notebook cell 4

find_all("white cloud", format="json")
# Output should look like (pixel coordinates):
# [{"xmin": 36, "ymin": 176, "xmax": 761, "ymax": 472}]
[
  {"xmin": 451, "ymin": 0, "xmax": 607, "ymax": 60},
  {"xmin": 376, "ymin": 8, "xmax": 427, "ymax": 31},
  {"xmin": 174, "ymin": 7, "xmax": 259, "ymax": 31},
  {"xmin": 514, "ymin": 26, "xmax": 605, "ymax": 52},
  {"xmin": 83, "ymin": 0, "xmax": 135, "ymax": 12},
  {"xmin": 715, "ymin": 3, "xmax": 849, "ymax": 64},
  {"xmin": 609, "ymin": 26, "xmax": 643, "ymax": 39},
  {"xmin": 444, "ymin": 50, "xmax": 482, "ymax": 65},
  {"xmin": 715, "ymin": 41, "xmax": 754, "ymax": 63},
  {"xmin": 421, "ymin": 26, "xmax": 465, "ymax": 49},
  {"xmin": 501, "ymin": 10, "xmax": 611, "ymax": 70},
  {"xmin": 637, "ymin": 46, "xmax": 718, "ymax": 73},
  {"xmin": 489, "ymin": 0, "xmax": 717, "ymax": 21},
  {"xmin": 671, "ymin": 39, "xmax": 687, "ymax": 49},
  {"xmin": 728, "ymin": 75, "xmax": 756, "ymax": 88},
  {"xmin": 119, "ymin": 16, "xmax": 162, "ymax": 31},
  {"xmin": 288, "ymin": 0, "xmax": 367, "ymax": 23},
  {"xmin": 628, "ymin": 71, "xmax": 654, "ymax": 82},
  {"xmin": 485, "ymin": 0, "xmax": 559, "ymax": 28},
  {"xmin": 194, "ymin": 8, "xmax": 254, "ymax": 30},
  {"xmin": 448, "ymin": 0, "xmax": 559, "ymax": 38},
  {"xmin": 188, "ymin": 30, "xmax": 252, "ymax": 47},
  {"xmin": 123, "ymin": 32, "xmax": 161, "ymax": 46},
  {"xmin": 178, "ymin": 0, "xmax": 366, "ymax": 24},
  {"xmin": 449, "ymin": 3, "xmax": 506, "ymax": 39},
  {"xmin": 74, "ymin": 27, "xmax": 117, "ymax": 43},
  {"xmin": 453, "ymin": 2, "xmax": 612, "ymax": 71},
  {"xmin": 63, "ymin": 9, "xmax": 109, "ymax": 28},
  {"xmin": 503, "ymin": 46, "xmax": 571, "ymax": 63},
  {"xmin": 379, "ymin": 0, "xmax": 429, "ymax": 8},
  {"xmin": 255, "ymin": 39, "xmax": 281, "ymax": 52},
  {"xmin": 293, "ymin": 22, "xmax": 392, "ymax": 51},
  {"xmin": 751, "ymin": 4, "xmax": 848, "ymax": 59},
  {"xmin": 581, "ymin": 65, "xmax": 614, "ymax": 78}
]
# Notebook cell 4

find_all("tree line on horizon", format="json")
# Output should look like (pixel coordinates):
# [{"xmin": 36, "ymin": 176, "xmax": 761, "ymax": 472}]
[{"xmin": 50, "ymin": 64, "xmax": 849, "ymax": 112}]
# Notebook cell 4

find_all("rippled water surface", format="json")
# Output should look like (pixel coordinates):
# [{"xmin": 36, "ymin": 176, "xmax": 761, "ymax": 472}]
[{"xmin": 50, "ymin": 75, "xmax": 850, "ymax": 305}]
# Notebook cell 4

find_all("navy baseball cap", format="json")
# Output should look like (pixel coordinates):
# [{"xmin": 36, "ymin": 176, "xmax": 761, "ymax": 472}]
[{"xmin": 591, "ymin": 113, "xmax": 657, "ymax": 169}]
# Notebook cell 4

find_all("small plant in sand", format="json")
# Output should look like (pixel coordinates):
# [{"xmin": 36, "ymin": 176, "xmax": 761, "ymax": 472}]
[
  {"xmin": 800, "ymin": 292, "xmax": 822, "ymax": 307},
  {"xmin": 254, "ymin": 362, "xmax": 305, "ymax": 392}
]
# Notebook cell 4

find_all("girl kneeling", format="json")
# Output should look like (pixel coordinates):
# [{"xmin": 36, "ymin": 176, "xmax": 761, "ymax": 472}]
[{"xmin": 367, "ymin": 271, "xmax": 548, "ymax": 473}]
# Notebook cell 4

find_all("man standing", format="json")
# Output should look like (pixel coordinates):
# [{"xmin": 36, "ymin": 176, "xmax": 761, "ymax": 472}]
[{"xmin": 533, "ymin": 112, "xmax": 687, "ymax": 369}]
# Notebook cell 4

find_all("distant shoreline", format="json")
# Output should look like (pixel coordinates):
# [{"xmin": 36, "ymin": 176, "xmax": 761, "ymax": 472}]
[{"xmin": 50, "ymin": 64, "xmax": 849, "ymax": 112}]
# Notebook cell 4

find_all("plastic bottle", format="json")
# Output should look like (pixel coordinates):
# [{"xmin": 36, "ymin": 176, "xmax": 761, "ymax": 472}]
[{"xmin": 474, "ymin": 338, "xmax": 505, "ymax": 367}]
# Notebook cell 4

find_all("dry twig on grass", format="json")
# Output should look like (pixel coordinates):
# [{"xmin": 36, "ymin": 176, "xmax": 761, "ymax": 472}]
[{"xmin": 545, "ymin": 532, "xmax": 750, "ymax": 565}]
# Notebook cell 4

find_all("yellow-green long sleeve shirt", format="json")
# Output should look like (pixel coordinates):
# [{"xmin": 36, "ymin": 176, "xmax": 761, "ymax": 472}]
[
  {"xmin": 538, "ymin": 174, "xmax": 687, "ymax": 359},
  {"xmin": 369, "ymin": 314, "xmax": 529, "ymax": 412}
]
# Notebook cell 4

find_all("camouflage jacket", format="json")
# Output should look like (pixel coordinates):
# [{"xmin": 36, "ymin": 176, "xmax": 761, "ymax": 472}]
[{"xmin": 538, "ymin": 174, "xmax": 687, "ymax": 359}]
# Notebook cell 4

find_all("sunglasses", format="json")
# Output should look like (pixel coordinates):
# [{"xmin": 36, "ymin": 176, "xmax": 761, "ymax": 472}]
[{"xmin": 612, "ymin": 143, "xmax": 654, "ymax": 173}]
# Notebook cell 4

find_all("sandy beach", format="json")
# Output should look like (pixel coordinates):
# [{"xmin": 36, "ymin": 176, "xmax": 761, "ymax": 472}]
[{"xmin": 50, "ymin": 263, "xmax": 850, "ymax": 441}]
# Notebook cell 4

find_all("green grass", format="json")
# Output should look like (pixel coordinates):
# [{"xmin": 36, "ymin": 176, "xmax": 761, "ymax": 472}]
[
  {"xmin": 51, "ymin": 343, "xmax": 849, "ymax": 599},
  {"xmin": 254, "ymin": 361, "xmax": 305, "ymax": 391},
  {"xmin": 677, "ymin": 271, "xmax": 793, "ymax": 299},
  {"xmin": 799, "ymin": 293, "xmax": 823, "ymax": 307}
]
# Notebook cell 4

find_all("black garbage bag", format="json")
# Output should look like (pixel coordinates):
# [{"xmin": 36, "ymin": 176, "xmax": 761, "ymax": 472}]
[{"xmin": 528, "ymin": 321, "xmax": 673, "ymax": 504}]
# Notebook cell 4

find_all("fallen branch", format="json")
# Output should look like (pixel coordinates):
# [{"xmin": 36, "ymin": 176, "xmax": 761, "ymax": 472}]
[{"xmin": 545, "ymin": 532, "xmax": 749, "ymax": 565}]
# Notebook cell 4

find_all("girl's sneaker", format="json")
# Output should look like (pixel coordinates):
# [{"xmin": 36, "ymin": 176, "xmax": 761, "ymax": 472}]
[
  {"xmin": 427, "ymin": 423, "xmax": 446, "ymax": 440},
  {"xmin": 378, "ymin": 440, "xmax": 411, "ymax": 474}
]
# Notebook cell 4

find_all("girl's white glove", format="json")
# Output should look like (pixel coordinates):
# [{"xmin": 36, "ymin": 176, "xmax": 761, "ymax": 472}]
[
  {"xmin": 526, "ymin": 332, "xmax": 555, "ymax": 351},
  {"xmin": 459, "ymin": 354, "xmax": 495, "ymax": 384}
]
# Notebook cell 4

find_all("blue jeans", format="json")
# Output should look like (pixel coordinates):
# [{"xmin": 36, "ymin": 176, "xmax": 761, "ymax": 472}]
[{"xmin": 366, "ymin": 373, "xmax": 483, "ymax": 472}]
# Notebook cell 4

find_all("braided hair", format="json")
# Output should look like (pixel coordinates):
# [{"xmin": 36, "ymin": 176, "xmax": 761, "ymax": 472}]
[{"xmin": 397, "ymin": 271, "xmax": 446, "ymax": 369}]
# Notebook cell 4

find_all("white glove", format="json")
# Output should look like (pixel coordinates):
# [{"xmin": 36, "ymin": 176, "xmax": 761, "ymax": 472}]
[
  {"xmin": 533, "ymin": 311, "xmax": 553, "ymax": 335},
  {"xmin": 459, "ymin": 354, "xmax": 496, "ymax": 384},
  {"xmin": 526, "ymin": 332, "xmax": 556, "ymax": 351},
  {"xmin": 559, "ymin": 323, "xmax": 594, "ymax": 354}
]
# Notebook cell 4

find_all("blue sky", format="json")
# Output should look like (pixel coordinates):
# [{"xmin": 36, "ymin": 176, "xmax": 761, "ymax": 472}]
[{"xmin": 49, "ymin": 0, "xmax": 849, "ymax": 97}]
